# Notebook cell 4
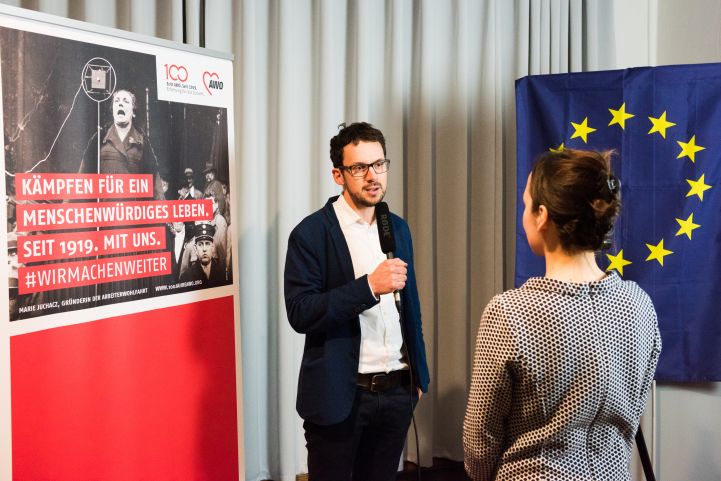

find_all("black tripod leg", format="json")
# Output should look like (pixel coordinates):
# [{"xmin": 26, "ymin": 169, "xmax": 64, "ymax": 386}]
[{"xmin": 635, "ymin": 427, "xmax": 656, "ymax": 481}]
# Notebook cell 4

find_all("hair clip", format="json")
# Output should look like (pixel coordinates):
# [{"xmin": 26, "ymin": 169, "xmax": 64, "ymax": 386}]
[{"xmin": 607, "ymin": 176, "xmax": 620, "ymax": 194}]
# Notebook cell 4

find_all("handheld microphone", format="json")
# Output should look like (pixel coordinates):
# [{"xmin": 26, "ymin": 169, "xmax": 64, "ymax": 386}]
[
  {"xmin": 376, "ymin": 202, "xmax": 395, "ymax": 255},
  {"xmin": 376, "ymin": 202, "xmax": 401, "ymax": 310}
]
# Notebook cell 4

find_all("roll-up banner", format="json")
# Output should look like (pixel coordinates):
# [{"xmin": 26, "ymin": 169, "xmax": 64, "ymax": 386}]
[{"xmin": 0, "ymin": 5, "xmax": 243, "ymax": 480}]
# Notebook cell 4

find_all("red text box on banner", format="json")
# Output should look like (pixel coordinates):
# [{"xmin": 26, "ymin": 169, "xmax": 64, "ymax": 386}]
[
  {"xmin": 17, "ymin": 199, "xmax": 212, "ymax": 231},
  {"xmin": 18, "ymin": 252, "xmax": 171, "ymax": 294},
  {"xmin": 15, "ymin": 173, "xmax": 154, "ymax": 200},
  {"xmin": 18, "ymin": 227, "xmax": 167, "ymax": 263}
]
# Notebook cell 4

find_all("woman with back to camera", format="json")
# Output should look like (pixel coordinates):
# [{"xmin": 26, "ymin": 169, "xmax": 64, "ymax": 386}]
[{"xmin": 463, "ymin": 149, "xmax": 661, "ymax": 481}]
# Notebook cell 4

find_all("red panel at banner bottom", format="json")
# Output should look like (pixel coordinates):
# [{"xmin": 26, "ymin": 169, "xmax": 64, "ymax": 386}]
[
  {"xmin": 18, "ymin": 252, "xmax": 172, "ymax": 294},
  {"xmin": 10, "ymin": 297, "xmax": 239, "ymax": 481}
]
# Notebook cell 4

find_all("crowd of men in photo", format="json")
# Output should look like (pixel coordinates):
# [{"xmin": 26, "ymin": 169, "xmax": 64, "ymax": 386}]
[{"xmin": 166, "ymin": 162, "xmax": 232, "ymax": 287}]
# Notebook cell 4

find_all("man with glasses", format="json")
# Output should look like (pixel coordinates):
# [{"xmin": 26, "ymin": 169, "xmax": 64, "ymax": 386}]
[{"xmin": 284, "ymin": 122, "xmax": 429, "ymax": 481}]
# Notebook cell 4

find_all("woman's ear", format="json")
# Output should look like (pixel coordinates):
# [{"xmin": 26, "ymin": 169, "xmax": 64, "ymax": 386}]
[{"xmin": 536, "ymin": 204, "xmax": 549, "ymax": 231}]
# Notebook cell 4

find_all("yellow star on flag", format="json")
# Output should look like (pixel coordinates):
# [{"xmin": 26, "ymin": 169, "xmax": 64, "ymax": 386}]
[
  {"xmin": 570, "ymin": 117, "xmax": 596, "ymax": 143},
  {"xmin": 608, "ymin": 103, "xmax": 634, "ymax": 129},
  {"xmin": 645, "ymin": 239, "xmax": 673, "ymax": 266},
  {"xmin": 606, "ymin": 250, "xmax": 632, "ymax": 276},
  {"xmin": 549, "ymin": 142, "xmax": 565, "ymax": 153},
  {"xmin": 675, "ymin": 213, "xmax": 701, "ymax": 240},
  {"xmin": 686, "ymin": 174, "xmax": 712, "ymax": 201},
  {"xmin": 676, "ymin": 135, "xmax": 705, "ymax": 162},
  {"xmin": 648, "ymin": 111, "xmax": 676, "ymax": 138}
]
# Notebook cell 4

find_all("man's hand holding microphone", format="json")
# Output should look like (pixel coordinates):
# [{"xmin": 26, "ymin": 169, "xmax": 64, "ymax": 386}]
[{"xmin": 368, "ymin": 259, "xmax": 407, "ymax": 297}]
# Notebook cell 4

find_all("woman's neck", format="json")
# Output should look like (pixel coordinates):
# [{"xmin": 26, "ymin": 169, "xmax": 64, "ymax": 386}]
[
  {"xmin": 114, "ymin": 122, "xmax": 131, "ymax": 142},
  {"xmin": 544, "ymin": 248, "xmax": 606, "ymax": 283}
]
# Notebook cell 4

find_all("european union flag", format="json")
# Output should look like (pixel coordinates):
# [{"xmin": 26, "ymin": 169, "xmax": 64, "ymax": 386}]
[{"xmin": 515, "ymin": 64, "xmax": 721, "ymax": 382}]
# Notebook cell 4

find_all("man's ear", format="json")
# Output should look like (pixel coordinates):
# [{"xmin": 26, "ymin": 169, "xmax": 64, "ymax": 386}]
[{"xmin": 332, "ymin": 168, "xmax": 345, "ymax": 187}]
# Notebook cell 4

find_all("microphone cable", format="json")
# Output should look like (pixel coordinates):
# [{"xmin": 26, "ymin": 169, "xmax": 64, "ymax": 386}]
[
  {"xmin": 396, "ymin": 300, "xmax": 422, "ymax": 481},
  {"xmin": 376, "ymin": 201, "xmax": 421, "ymax": 481}
]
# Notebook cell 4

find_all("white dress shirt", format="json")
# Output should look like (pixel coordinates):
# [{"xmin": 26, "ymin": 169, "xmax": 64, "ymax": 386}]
[
  {"xmin": 173, "ymin": 231, "xmax": 185, "ymax": 263},
  {"xmin": 333, "ymin": 195, "xmax": 407, "ymax": 374}
]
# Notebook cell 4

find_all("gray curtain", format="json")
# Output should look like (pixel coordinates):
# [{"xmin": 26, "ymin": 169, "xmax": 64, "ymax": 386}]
[
  {"xmin": 403, "ymin": 0, "xmax": 616, "ymax": 466},
  {"xmin": 0, "ymin": 1, "xmax": 617, "ymax": 480}
]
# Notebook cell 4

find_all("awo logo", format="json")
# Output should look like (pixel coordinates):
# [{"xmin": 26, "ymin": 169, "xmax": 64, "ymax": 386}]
[{"xmin": 202, "ymin": 71, "xmax": 224, "ymax": 95}]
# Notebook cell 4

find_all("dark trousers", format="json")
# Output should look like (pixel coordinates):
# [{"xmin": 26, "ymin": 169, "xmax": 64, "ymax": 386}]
[{"xmin": 304, "ymin": 381, "xmax": 418, "ymax": 481}]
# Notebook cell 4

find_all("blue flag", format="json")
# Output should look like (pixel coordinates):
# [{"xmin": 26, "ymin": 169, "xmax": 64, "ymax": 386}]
[{"xmin": 515, "ymin": 64, "xmax": 721, "ymax": 381}]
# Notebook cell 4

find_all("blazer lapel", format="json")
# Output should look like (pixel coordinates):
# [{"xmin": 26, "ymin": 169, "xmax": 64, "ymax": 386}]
[{"xmin": 323, "ymin": 198, "xmax": 356, "ymax": 283}]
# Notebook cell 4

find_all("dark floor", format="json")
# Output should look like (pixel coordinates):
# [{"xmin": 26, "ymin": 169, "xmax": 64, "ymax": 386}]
[
  {"xmin": 283, "ymin": 458, "xmax": 470, "ymax": 481},
  {"xmin": 397, "ymin": 458, "xmax": 471, "ymax": 481}
]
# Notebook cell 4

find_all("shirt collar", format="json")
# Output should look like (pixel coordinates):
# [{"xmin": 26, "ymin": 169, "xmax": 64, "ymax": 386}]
[
  {"xmin": 522, "ymin": 270, "xmax": 622, "ymax": 297},
  {"xmin": 334, "ymin": 194, "xmax": 371, "ymax": 227},
  {"xmin": 103, "ymin": 124, "xmax": 142, "ymax": 146}
]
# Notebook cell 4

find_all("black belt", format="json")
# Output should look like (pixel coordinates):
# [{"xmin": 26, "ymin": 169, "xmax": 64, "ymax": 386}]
[{"xmin": 357, "ymin": 370, "xmax": 410, "ymax": 392}]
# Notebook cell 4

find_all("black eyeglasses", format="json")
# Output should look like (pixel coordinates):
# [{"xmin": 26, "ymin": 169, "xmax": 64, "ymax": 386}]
[{"xmin": 338, "ymin": 159, "xmax": 390, "ymax": 177}]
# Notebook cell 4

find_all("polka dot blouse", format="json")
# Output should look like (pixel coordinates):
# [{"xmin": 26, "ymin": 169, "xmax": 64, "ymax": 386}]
[{"xmin": 463, "ymin": 272, "xmax": 661, "ymax": 481}]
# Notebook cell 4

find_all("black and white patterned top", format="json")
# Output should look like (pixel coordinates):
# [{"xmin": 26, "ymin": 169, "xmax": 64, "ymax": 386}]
[{"xmin": 463, "ymin": 272, "xmax": 661, "ymax": 481}]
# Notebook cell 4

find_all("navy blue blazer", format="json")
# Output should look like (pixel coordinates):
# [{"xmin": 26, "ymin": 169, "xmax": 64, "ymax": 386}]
[{"xmin": 284, "ymin": 196, "xmax": 430, "ymax": 425}]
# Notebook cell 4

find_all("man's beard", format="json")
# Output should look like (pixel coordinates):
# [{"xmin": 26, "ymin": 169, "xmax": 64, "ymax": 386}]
[{"xmin": 346, "ymin": 182, "xmax": 385, "ymax": 207}]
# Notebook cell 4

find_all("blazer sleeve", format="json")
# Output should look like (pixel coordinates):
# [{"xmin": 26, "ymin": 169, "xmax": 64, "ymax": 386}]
[
  {"xmin": 396, "ymin": 219, "xmax": 430, "ymax": 392},
  {"xmin": 284, "ymin": 223, "xmax": 378, "ymax": 334},
  {"xmin": 463, "ymin": 294, "xmax": 514, "ymax": 481}
]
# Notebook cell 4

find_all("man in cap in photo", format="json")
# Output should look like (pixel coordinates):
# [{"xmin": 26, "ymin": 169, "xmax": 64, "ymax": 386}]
[
  {"xmin": 203, "ymin": 162, "xmax": 225, "ymax": 218},
  {"xmin": 180, "ymin": 222, "xmax": 225, "ymax": 287},
  {"xmin": 178, "ymin": 167, "xmax": 203, "ymax": 200}
]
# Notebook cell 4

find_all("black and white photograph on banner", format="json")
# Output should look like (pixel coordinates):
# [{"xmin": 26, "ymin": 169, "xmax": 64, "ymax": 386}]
[{"xmin": 1, "ymin": 26, "xmax": 233, "ymax": 321}]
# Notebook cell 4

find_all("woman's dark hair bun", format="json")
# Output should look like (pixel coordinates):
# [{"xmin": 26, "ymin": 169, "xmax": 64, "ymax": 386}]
[{"xmin": 530, "ymin": 148, "xmax": 621, "ymax": 252}]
